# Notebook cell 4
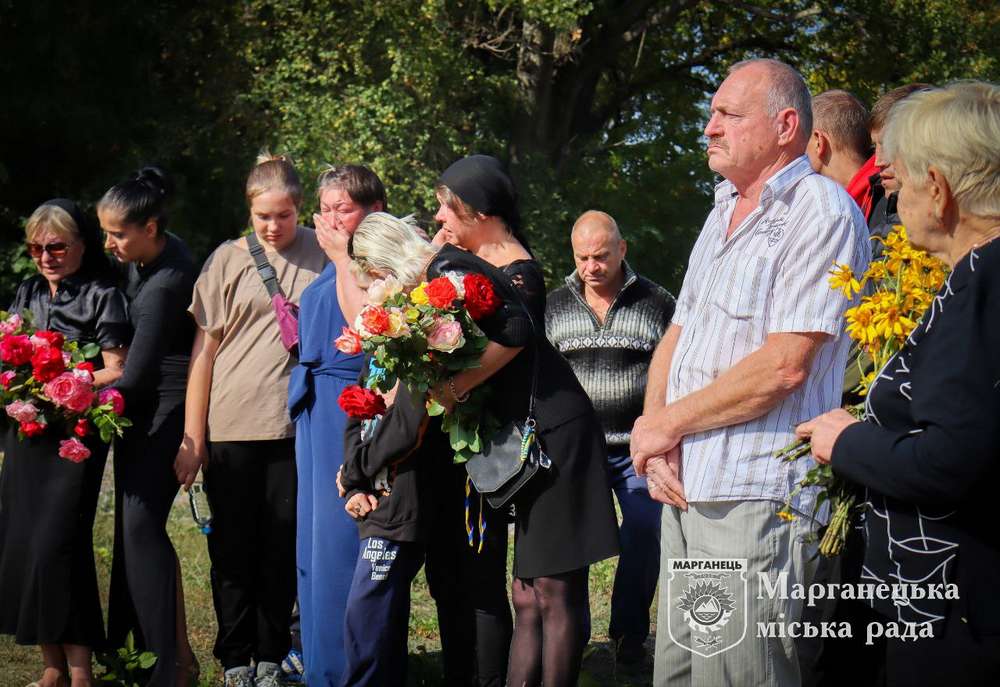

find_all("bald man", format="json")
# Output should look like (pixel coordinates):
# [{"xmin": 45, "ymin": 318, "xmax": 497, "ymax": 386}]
[{"xmin": 545, "ymin": 210, "xmax": 675, "ymax": 665}]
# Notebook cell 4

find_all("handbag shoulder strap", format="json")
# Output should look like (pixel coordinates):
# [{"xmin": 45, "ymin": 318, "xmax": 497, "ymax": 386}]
[
  {"xmin": 246, "ymin": 232, "xmax": 281, "ymax": 298},
  {"xmin": 506, "ymin": 279, "xmax": 540, "ymax": 421}
]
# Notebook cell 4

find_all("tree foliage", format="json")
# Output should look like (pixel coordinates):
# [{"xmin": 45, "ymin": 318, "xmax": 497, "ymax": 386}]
[{"xmin": 2, "ymin": 0, "xmax": 998, "ymax": 304}]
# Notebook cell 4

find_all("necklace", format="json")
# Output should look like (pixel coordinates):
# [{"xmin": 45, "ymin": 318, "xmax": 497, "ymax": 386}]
[{"xmin": 972, "ymin": 226, "xmax": 1000, "ymax": 249}]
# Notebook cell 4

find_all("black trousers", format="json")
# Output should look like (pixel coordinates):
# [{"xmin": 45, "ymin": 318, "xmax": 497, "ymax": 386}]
[
  {"xmin": 205, "ymin": 438, "xmax": 297, "ymax": 669},
  {"xmin": 423, "ymin": 464, "xmax": 512, "ymax": 687},
  {"xmin": 108, "ymin": 406, "xmax": 183, "ymax": 687}
]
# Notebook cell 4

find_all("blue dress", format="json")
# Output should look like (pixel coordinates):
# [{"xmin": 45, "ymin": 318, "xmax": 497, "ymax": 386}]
[{"xmin": 288, "ymin": 263, "xmax": 364, "ymax": 686}]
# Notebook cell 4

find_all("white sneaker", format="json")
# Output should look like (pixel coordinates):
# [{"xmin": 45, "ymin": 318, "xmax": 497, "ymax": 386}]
[
  {"xmin": 255, "ymin": 661, "xmax": 284, "ymax": 687},
  {"xmin": 224, "ymin": 666, "xmax": 255, "ymax": 687}
]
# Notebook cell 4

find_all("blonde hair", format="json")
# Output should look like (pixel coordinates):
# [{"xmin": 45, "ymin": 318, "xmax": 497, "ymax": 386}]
[
  {"xmin": 25, "ymin": 204, "xmax": 79, "ymax": 243},
  {"xmin": 349, "ymin": 212, "xmax": 436, "ymax": 287},
  {"xmin": 884, "ymin": 81, "xmax": 1000, "ymax": 217},
  {"xmin": 245, "ymin": 150, "xmax": 303, "ymax": 208}
]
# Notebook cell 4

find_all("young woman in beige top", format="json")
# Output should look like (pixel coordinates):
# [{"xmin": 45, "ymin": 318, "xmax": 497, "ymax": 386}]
[{"xmin": 174, "ymin": 154, "xmax": 326, "ymax": 687}]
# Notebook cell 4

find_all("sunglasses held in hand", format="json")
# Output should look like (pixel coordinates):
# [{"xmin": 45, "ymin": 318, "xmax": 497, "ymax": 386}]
[{"xmin": 26, "ymin": 241, "xmax": 72, "ymax": 258}]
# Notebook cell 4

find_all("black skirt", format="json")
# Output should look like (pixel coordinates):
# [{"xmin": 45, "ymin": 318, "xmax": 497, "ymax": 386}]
[
  {"xmin": 0, "ymin": 424, "xmax": 108, "ymax": 646},
  {"xmin": 511, "ymin": 411, "xmax": 619, "ymax": 579}
]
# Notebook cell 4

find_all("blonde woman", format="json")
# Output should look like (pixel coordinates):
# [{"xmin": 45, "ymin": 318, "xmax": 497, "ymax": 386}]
[
  {"xmin": 175, "ymin": 155, "xmax": 325, "ymax": 687},
  {"xmin": 350, "ymin": 205, "xmax": 619, "ymax": 687},
  {"xmin": 800, "ymin": 81, "xmax": 1000, "ymax": 686}
]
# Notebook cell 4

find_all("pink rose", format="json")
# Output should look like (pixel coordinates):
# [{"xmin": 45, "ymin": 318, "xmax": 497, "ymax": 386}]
[
  {"xmin": 98, "ymin": 387, "xmax": 126, "ymax": 415},
  {"xmin": 334, "ymin": 327, "xmax": 363, "ymax": 355},
  {"xmin": 0, "ymin": 370, "xmax": 15, "ymax": 389},
  {"xmin": 5, "ymin": 400, "xmax": 39, "ymax": 423},
  {"xmin": 0, "ymin": 313, "xmax": 22, "ymax": 336},
  {"xmin": 58, "ymin": 438, "xmax": 91, "ymax": 463},
  {"xmin": 72, "ymin": 367, "xmax": 94, "ymax": 383},
  {"xmin": 44, "ymin": 372, "xmax": 95, "ymax": 414},
  {"xmin": 426, "ymin": 316, "xmax": 465, "ymax": 353}
]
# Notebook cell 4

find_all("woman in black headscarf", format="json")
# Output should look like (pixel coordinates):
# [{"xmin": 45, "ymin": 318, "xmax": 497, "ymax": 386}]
[{"xmin": 0, "ymin": 199, "xmax": 131, "ymax": 687}]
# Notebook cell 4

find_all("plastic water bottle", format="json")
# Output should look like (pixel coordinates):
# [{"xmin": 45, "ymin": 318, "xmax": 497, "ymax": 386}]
[{"xmin": 188, "ymin": 483, "xmax": 213, "ymax": 535}]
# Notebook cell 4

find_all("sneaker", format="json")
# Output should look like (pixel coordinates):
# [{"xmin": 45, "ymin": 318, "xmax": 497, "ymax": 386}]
[
  {"xmin": 255, "ymin": 661, "xmax": 284, "ymax": 687},
  {"xmin": 281, "ymin": 649, "xmax": 305, "ymax": 682},
  {"xmin": 223, "ymin": 666, "xmax": 255, "ymax": 687},
  {"xmin": 615, "ymin": 636, "xmax": 648, "ymax": 665}
]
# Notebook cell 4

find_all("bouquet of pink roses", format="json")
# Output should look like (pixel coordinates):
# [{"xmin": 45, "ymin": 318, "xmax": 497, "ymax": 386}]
[
  {"xmin": 1, "ymin": 310, "xmax": 132, "ymax": 462},
  {"xmin": 335, "ymin": 272, "xmax": 502, "ymax": 462}
]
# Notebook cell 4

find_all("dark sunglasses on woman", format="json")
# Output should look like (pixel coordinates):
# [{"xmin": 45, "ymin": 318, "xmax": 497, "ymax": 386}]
[{"xmin": 26, "ymin": 241, "xmax": 72, "ymax": 258}]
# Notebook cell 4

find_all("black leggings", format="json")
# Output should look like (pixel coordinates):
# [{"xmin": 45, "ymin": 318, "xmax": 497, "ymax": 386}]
[
  {"xmin": 108, "ymin": 408, "xmax": 183, "ymax": 687},
  {"xmin": 423, "ymin": 466, "xmax": 513, "ymax": 687},
  {"xmin": 507, "ymin": 567, "xmax": 591, "ymax": 687},
  {"xmin": 204, "ymin": 439, "xmax": 297, "ymax": 669}
]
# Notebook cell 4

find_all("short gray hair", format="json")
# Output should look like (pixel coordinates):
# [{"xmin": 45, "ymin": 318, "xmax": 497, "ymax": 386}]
[
  {"xmin": 883, "ymin": 81, "xmax": 1000, "ymax": 218},
  {"xmin": 349, "ymin": 212, "xmax": 437, "ymax": 287},
  {"xmin": 729, "ymin": 58, "xmax": 813, "ymax": 137}
]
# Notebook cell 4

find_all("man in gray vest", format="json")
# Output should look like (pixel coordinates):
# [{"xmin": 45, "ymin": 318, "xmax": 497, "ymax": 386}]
[{"xmin": 545, "ymin": 210, "xmax": 675, "ymax": 664}]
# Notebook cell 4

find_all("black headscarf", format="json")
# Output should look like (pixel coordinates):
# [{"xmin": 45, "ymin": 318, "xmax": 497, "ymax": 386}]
[
  {"xmin": 438, "ymin": 155, "xmax": 522, "ymax": 233},
  {"xmin": 41, "ymin": 198, "xmax": 115, "ymax": 282}
]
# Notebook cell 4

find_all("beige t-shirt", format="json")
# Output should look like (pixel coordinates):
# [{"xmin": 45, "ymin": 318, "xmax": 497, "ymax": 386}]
[{"xmin": 189, "ymin": 227, "xmax": 327, "ymax": 441}]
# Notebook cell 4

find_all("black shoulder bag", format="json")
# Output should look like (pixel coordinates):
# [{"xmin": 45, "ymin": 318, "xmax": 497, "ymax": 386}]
[{"xmin": 464, "ymin": 291, "xmax": 551, "ymax": 509}]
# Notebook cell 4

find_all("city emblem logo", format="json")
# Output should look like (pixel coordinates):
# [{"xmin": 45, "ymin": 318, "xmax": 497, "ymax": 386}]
[{"xmin": 666, "ymin": 558, "xmax": 747, "ymax": 657}]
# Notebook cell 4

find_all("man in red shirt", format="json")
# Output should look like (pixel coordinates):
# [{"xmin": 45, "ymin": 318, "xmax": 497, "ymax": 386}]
[{"xmin": 806, "ymin": 89, "xmax": 877, "ymax": 219}]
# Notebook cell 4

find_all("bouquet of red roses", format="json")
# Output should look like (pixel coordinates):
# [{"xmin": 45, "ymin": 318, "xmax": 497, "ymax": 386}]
[
  {"xmin": 335, "ymin": 272, "xmax": 502, "ymax": 462},
  {"xmin": 1, "ymin": 310, "xmax": 132, "ymax": 462}
]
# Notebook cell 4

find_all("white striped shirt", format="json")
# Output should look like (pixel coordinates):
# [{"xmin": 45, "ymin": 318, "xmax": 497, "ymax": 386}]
[{"xmin": 668, "ymin": 155, "xmax": 870, "ymax": 517}]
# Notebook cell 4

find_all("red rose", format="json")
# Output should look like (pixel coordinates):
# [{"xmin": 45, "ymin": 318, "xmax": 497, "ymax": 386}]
[
  {"xmin": 97, "ymin": 388, "xmax": 126, "ymax": 415},
  {"xmin": 74, "ymin": 418, "xmax": 91, "ymax": 437},
  {"xmin": 0, "ymin": 370, "xmax": 14, "ymax": 389},
  {"xmin": 359, "ymin": 306, "xmax": 390, "ymax": 336},
  {"xmin": 75, "ymin": 361, "xmax": 95, "ymax": 374},
  {"xmin": 20, "ymin": 420, "xmax": 45, "ymax": 438},
  {"xmin": 31, "ymin": 345, "xmax": 66, "ymax": 383},
  {"xmin": 0, "ymin": 335, "xmax": 33, "ymax": 366},
  {"xmin": 33, "ymin": 330, "xmax": 65, "ymax": 349},
  {"xmin": 426, "ymin": 277, "xmax": 458, "ymax": 309},
  {"xmin": 462, "ymin": 273, "xmax": 501, "ymax": 320},
  {"xmin": 337, "ymin": 385, "xmax": 387, "ymax": 419}
]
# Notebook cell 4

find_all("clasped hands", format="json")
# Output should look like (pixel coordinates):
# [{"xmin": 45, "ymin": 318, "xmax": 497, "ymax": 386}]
[{"xmin": 630, "ymin": 410, "xmax": 687, "ymax": 510}]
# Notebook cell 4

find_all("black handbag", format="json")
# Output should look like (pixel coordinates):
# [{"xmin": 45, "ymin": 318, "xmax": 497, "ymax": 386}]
[{"xmin": 464, "ymin": 291, "xmax": 550, "ymax": 509}]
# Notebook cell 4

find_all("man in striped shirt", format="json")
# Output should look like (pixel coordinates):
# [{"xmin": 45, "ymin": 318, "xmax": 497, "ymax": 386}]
[{"xmin": 630, "ymin": 59, "xmax": 870, "ymax": 686}]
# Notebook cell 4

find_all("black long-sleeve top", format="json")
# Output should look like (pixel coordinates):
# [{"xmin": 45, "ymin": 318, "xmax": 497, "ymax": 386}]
[
  {"xmin": 114, "ymin": 233, "xmax": 197, "ymax": 421},
  {"xmin": 832, "ymin": 238, "xmax": 1000, "ymax": 633},
  {"xmin": 341, "ymin": 381, "xmax": 439, "ymax": 542},
  {"xmin": 427, "ymin": 244, "xmax": 595, "ymax": 431}
]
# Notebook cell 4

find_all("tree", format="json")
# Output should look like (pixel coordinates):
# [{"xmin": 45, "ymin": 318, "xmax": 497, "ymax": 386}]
[{"xmin": 2, "ymin": 0, "xmax": 998, "ymax": 304}]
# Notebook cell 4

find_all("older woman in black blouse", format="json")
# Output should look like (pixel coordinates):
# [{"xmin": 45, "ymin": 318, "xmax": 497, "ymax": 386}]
[
  {"xmin": 0, "ymin": 199, "xmax": 130, "ymax": 687},
  {"xmin": 798, "ymin": 81, "xmax": 1000, "ymax": 687}
]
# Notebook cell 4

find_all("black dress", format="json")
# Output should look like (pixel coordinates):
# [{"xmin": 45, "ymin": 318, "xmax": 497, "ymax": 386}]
[
  {"xmin": 428, "ymin": 244, "xmax": 619, "ymax": 578},
  {"xmin": 107, "ymin": 233, "xmax": 197, "ymax": 686},
  {"xmin": 831, "ymin": 239, "xmax": 1000, "ymax": 686},
  {"xmin": 0, "ymin": 274, "xmax": 131, "ymax": 645}
]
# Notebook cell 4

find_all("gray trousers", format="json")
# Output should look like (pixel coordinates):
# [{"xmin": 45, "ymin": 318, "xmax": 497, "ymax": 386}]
[{"xmin": 654, "ymin": 500, "xmax": 819, "ymax": 687}]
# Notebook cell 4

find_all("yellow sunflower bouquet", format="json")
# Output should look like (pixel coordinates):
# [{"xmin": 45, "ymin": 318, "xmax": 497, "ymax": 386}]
[{"xmin": 776, "ymin": 225, "xmax": 948, "ymax": 556}]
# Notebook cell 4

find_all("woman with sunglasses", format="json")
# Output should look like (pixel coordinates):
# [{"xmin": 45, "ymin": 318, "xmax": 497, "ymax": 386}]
[
  {"xmin": 97, "ymin": 166, "xmax": 200, "ymax": 687},
  {"xmin": 0, "ymin": 200, "xmax": 131, "ymax": 687}
]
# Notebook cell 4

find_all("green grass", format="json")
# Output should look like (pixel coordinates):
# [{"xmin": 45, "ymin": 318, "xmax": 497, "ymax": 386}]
[{"xmin": 0, "ymin": 459, "xmax": 655, "ymax": 686}]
